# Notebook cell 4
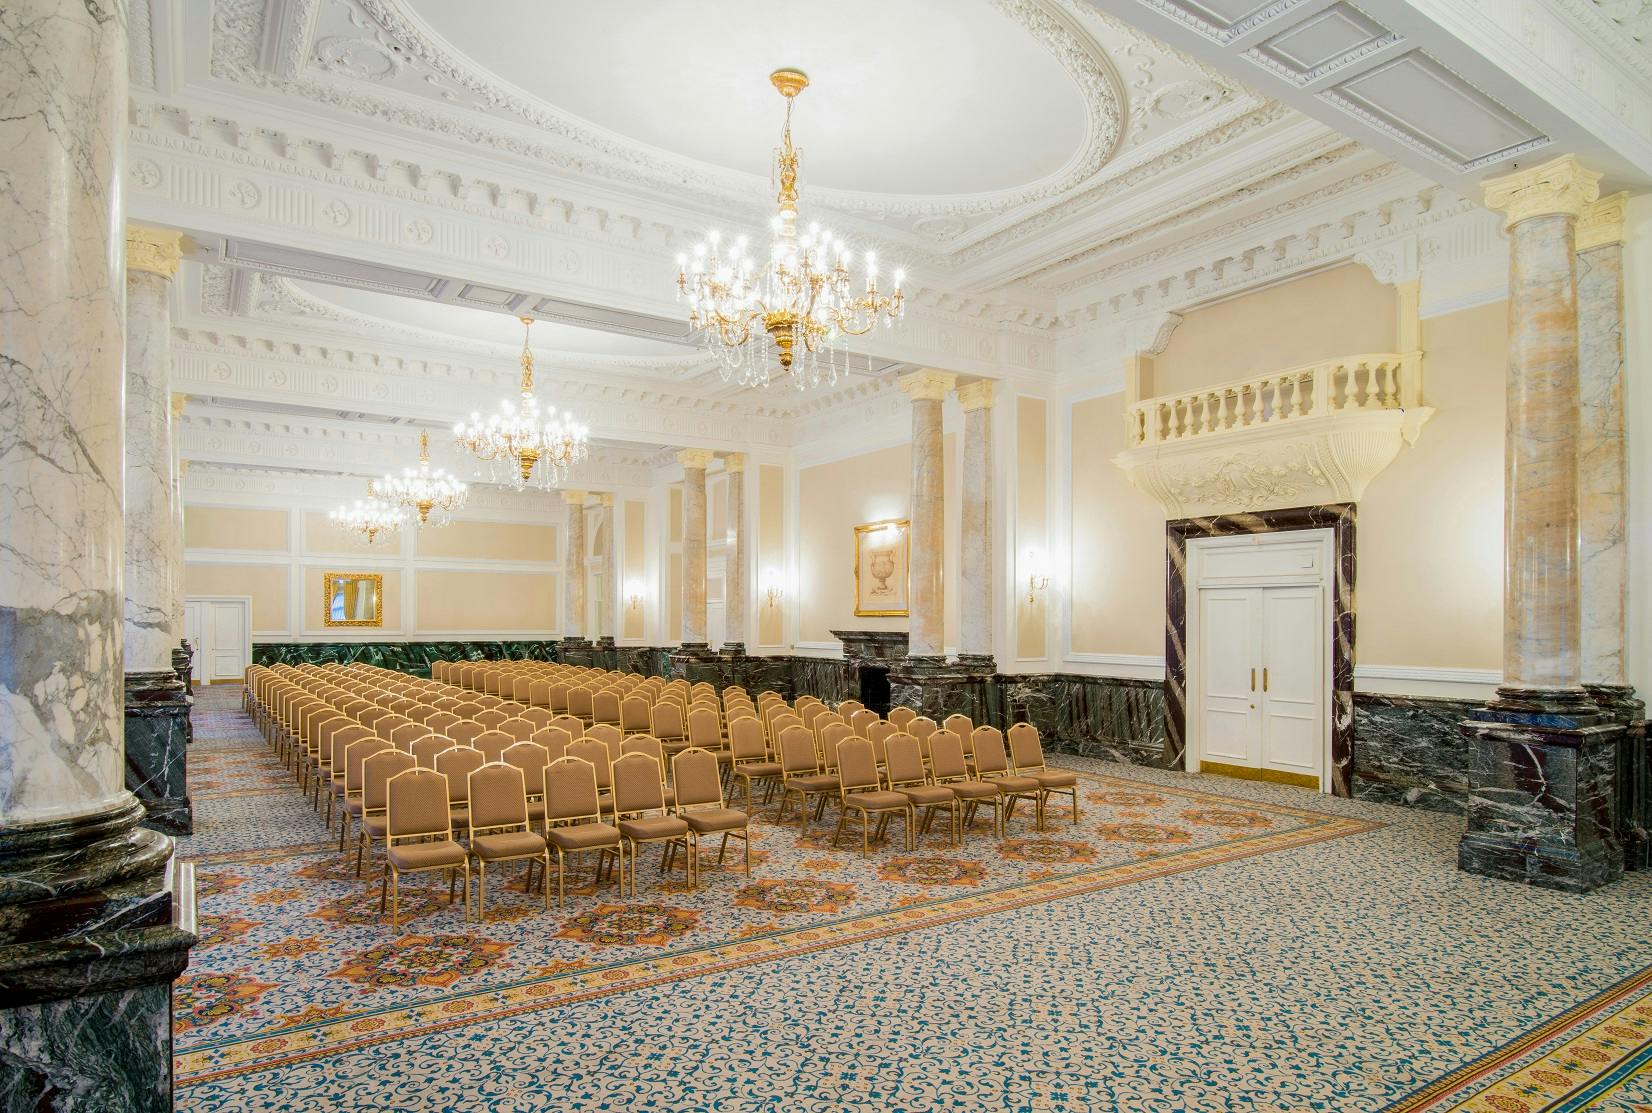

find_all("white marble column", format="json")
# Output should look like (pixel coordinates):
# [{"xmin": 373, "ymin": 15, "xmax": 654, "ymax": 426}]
[
  {"xmin": 562, "ymin": 490, "xmax": 587, "ymax": 642},
  {"xmin": 724, "ymin": 453, "xmax": 747, "ymax": 653},
  {"xmin": 0, "ymin": 0, "xmax": 131, "ymax": 827},
  {"xmin": 124, "ymin": 228, "xmax": 184, "ymax": 675},
  {"xmin": 899, "ymin": 370, "xmax": 957, "ymax": 660},
  {"xmin": 956, "ymin": 380, "xmax": 996, "ymax": 665},
  {"xmin": 599, "ymin": 493, "xmax": 617, "ymax": 641},
  {"xmin": 1481, "ymin": 156, "xmax": 1601, "ymax": 694},
  {"xmin": 1577, "ymin": 193, "xmax": 1630, "ymax": 689},
  {"xmin": 679, "ymin": 449, "xmax": 714, "ymax": 647},
  {"xmin": 170, "ymin": 394, "xmax": 189, "ymax": 655}
]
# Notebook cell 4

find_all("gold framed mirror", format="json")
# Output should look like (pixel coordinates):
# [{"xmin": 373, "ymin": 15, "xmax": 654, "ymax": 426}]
[{"xmin": 323, "ymin": 572, "xmax": 383, "ymax": 627}]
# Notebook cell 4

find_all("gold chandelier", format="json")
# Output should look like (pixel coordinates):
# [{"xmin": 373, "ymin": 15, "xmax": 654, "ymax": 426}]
[
  {"xmin": 381, "ymin": 430, "xmax": 468, "ymax": 526},
  {"xmin": 453, "ymin": 317, "xmax": 590, "ymax": 490},
  {"xmin": 328, "ymin": 486, "xmax": 406, "ymax": 544},
  {"xmin": 676, "ymin": 68, "xmax": 905, "ymax": 390}
]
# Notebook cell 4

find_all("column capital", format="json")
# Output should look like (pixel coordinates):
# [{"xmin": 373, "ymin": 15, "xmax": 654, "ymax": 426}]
[
  {"xmin": 561, "ymin": 489, "xmax": 587, "ymax": 505},
  {"xmin": 677, "ymin": 448, "xmax": 715, "ymax": 470},
  {"xmin": 899, "ymin": 368, "xmax": 957, "ymax": 402},
  {"xmin": 956, "ymin": 379, "xmax": 998, "ymax": 412},
  {"xmin": 1577, "ymin": 192, "xmax": 1629, "ymax": 252},
  {"xmin": 722, "ymin": 452, "xmax": 747, "ymax": 474},
  {"xmin": 1482, "ymin": 155, "xmax": 1602, "ymax": 231},
  {"xmin": 126, "ymin": 225, "xmax": 184, "ymax": 279},
  {"xmin": 598, "ymin": 492, "xmax": 614, "ymax": 507},
  {"xmin": 170, "ymin": 393, "xmax": 189, "ymax": 419}
]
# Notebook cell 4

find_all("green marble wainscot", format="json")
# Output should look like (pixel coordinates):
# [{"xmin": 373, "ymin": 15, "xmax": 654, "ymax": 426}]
[
  {"xmin": 252, "ymin": 640, "xmax": 563, "ymax": 677},
  {"xmin": 123, "ymin": 670, "xmax": 192, "ymax": 835}
]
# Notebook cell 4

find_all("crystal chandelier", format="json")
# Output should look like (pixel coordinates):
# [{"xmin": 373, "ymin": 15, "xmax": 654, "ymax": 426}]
[
  {"xmin": 328, "ymin": 487, "xmax": 406, "ymax": 544},
  {"xmin": 381, "ymin": 430, "xmax": 468, "ymax": 526},
  {"xmin": 675, "ymin": 68, "xmax": 905, "ymax": 391},
  {"xmin": 452, "ymin": 316, "xmax": 590, "ymax": 490}
]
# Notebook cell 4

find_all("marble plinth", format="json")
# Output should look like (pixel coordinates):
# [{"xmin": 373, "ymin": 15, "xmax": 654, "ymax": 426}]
[
  {"xmin": 790, "ymin": 657, "xmax": 853, "ymax": 705},
  {"xmin": 888, "ymin": 658, "xmax": 997, "ymax": 725},
  {"xmin": 123, "ymin": 672, "xmax": 192, "ymax": 836},
  {"xmin": 171, "ymin": 642, "xmax": 194, "ymax": 694},
  {"xmin": 1459, "ymin": 691, "xmax": 1624, "ymax": 892},
  {"xmin": 0, "ymin": 800, "xmax": 196, "ymax": 1112},
  {"xmin": 615, "ymin": 646, "xmax": 672, "ymax": 678},
  {"xmin": 668, "ymin": 643, "xmax": 724, "ymax": 686},
  {"xmin": 1351, "ymin": 694, "xmax": 1478, "ymax": 813},
  {"xmin": 1589, "ymin": 684, "xmax": 1648, "ymax": 871}
]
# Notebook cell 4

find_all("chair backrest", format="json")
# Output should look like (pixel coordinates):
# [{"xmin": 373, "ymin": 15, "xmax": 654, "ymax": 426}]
[
  {"xmin": 547, "ymin": 683, "xmax": 570, "ymax": 712},
  {"xmin": 496, "ymin": 700, "xmax": 528, "ymax": 718},
  {"xmin": 452, "ymin": 702, "xmax": 483, "ymax": 720},
  {"xmin": 944, "ymin": 714, "xmax": 974, "ymax": 741},
  {"xmin": 798, "ymin": 703, "xmax": 824, "ymax": 729},
  {"xmin": 474, "ymin": 708, "xmax": 509, "ymax": 729},
  {"xmin": 550, "ymin": 714, "xmax": 584, "ymax": 739},
  {"xmin": 567, "ymin": 739, "xmax": 612, "ymax": 789},
  {"xmin": 586, "ymin": 723, "xmax": 623, "ymax": 758},
  {"xmin": 498, "ymin": 717, "xmax": 535, "ymax": 743},
  {"xmin": 528, "ymin": 679, "xmax": 553, "ymax": 707},
  {"xmin": 687, "ymin": 707, "xmax": 722, "ymax": 749},
  {"xmin": 475, "ymin": 694, "xmax": 504, "ymax": 710},
  {"xmin": 412, "ymin": 734, "xmax": 450, "ymax": 769},
  {"xmin": 435, "ymin": 746, "xmax": 486, "ymax": 804},
  {"xmin": 888, "ymin": 706, "xmax": 916, "ymax": 730},
  {"xmin": 545, "ymin": 756, "xmax": 602, "ymax": 823},
  {"xmin": 473, "ymin": 729, "xmax": 514, "ymax": 763},
  {"xmin": 448, "ymin": 720, "xmax": 485, "ymax": 748},
  {"xmin": 363, "ymin": 749, "xmax": 417, "ymax": 811},
  {"xmin": 314, "ymin": 715, "xmax": 350, "ymax": 767},
  {"xmin": 433, "ymin": 697, "xmax": 461, "ymax": 713},
  {"xmin": 652, "ymin": 701, "xmax": 685, "ymax": 739},
  {"xmin": 1007, "ymin": 723, "xmax": 1047, "ymax": 772},
  {"xmin": 779, "ymin": 726, "xmax": 820, "ymax": 775},
  {"xmin": 838, "ymin": 699, "xmax": 865, "ymax": 718},
  {"xmin": 849, "ymin": 708, "xmax": 881, "ymax": 738},
  {"xmin": 511, "ymin": 676, "xmax": 534, "ymax": 702},
  {"xmin": 885, "ymin": 733, "xmax": 925, "ymax": 787},
  {"xmin": 820, "ymin": 722, "xmax": 854, "ymax": 772},
  {"xmin": 620, "ymin": 734, "xmax": 664, "ymax": 766},
  {"xmin": 520, "ymin": 707, "xmax": 554, "ymax": 730},
  {"xmin": 469, "ymin": 762, "xmax": 529, "ymax": 832},
  {"xmin": 345, "ymin": 738, "xmax": 390, "ymax": 792},
  {"xmin": 812, "ymin": 712, "xmax": 845, "ymax": 742},
  {"xmin": 404, "ymin": 705, "xmax": 434, "ymax": 725},
  {"xmin": 531, "ymin": 726, "xmax": 574, "ymax": 762},
  {"xmin": 503, "ymin": 741, "xmax": 550, "ymax": 798},
  {"xmin": 729, "ymin": 716, "xmax": 767, "ymax": 761},
  {"xmin": 386, "ymin": 768, "xmax": 452, "ymax": 841},
  {"xmin": 671, "ymin": 747, "xmax": 724, "ymax": 809},
  {"xmin": 909, "ymin": 717, "xmax": 937, "ymax": 745},
  {"xmin": 972, "ymin": 726, "xmax": 1010, "ymax": 775},
  {"xmin": 388, "ymin": 723, "xmax": 431, "ymax": 751},
  {"xmin": 611, "ymin": 751, "xmax": 667, "ymax": 815},
  {"xmin": 426, "ymin": 711, "xmax": 461, "ymax": 734},
  {"xmin": 568, "ymin": 687, "xmax": 595, "ymax": 718},
  {"xmin": 837, "ymin": 738, "xmax": 881, "ymax": 794},
  {"xmin": 928, "ymin": 730, "xmax": 968, "ymax": 781},
  {"xmin": 593, "ymin": 691, "xmax": 621, "ymax": 724},
  {"xmin": 620, "ymin": 696, "xmax": 652, "ymax": 732}
]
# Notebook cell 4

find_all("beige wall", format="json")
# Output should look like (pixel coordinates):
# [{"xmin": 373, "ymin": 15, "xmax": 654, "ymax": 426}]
[
  {"xmin": 184, "ymin": 507, "xmax": 288, "ymax": 551},
  {"xmin": 758, "ymin": 464, "xmax": 785, "ymax": 647},
  {"xmin": 1065, "ymin": 289, "xmax": 1506, "ymax": 675},
  {"xmin": 183, "ymin": 562, "xmax": 289, "ymax": 631},
  {"xmin": 1016, "ymin": 396, "xmax": 1049, "ymax": 660},
  {"xmin": 415, "ymin": 519, "xmax": 557, "ymax": 562},
  {"xmin": 798, "ymin": 437, "xmax": 958, "ymax": 646},
  {"xmin": 1151, "ymin": 265, "xmax": 1396, "ymax": 398},
  {"xmin": 417, "ymin": 569, "xmax": 557, "ymax": 632}
]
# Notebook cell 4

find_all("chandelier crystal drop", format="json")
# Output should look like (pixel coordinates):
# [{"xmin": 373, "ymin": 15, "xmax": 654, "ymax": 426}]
[
  {"xmin": 675, "ymin": 68, "xmax": 906, "ymax": 391},
  {"xmin": 328, "ymin": 486, "xmax": 407, "ymax": 544},
  {"xmin": 452, "ymin": 316, "xmax": 590, "ymax": 491},
  {"xmin": 381, "ymin": 430, "xmax": 468, "ymax": 526}
]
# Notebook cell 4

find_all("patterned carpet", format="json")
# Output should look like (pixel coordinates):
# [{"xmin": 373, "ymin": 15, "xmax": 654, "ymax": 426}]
[{"xmin": 174, "ymin": 685, "xmax": 1652, "ymax": 1112}]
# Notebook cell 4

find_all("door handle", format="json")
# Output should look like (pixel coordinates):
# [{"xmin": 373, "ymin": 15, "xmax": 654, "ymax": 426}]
[
  {"xmin": 1263, "ymin": 668, "xmax": 1269, "ymax": 692},
  {"xmin": 1250, "ymin": 668, "xmax": 1255, "ymax": 691}
]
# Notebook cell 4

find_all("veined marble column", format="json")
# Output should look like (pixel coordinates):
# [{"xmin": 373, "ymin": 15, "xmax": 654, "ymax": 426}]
[
  {"xmin": 1462, "ymin": 155, "xmax": 1624, "ymax": 893},
  {"xmin": 562, "ymin": 490, "xmax": 588, "ymax": 645},
  {"xmin": 1577, "ymin": 193, "xmax": 1649, "ymax": 871},
  {"xmin": 0, "ymin": 1, "xmax": 194, "ymax": 1106},
  {"xmin": 124, "ymin": 226, "xmax": 193, "ymax": 835},
  {"xmin": 598, "ymin": 493, "xmax": 617, "ymax": 646},
  {"xmin": 170, "ymin": 393, "xmax": 192, "ymax": 687},
  {"xmin": 678, "ymin": 450, "xmax": 714, "ymax": 649},
  {"xmin": 724, "ymin": 454, "xmax": 747, "ymax": 655},
  {"xmin": 957, "ymin": 380, "xmax": 996, "ymax": 668},
  {"xmin": 900, "ymin": 370, "xmax": 956, "ymax": 660}
]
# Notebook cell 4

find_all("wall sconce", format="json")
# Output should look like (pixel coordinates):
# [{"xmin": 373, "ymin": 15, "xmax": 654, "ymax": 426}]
[
  {"xmin": 625, "ymin": 581, "xmax": 643, "ymax": 612},
  {"xmin": 763, "ymin": 570, "xmax": 785, "ymax": 610},
  {"xmin": 1024, "ymin": 550, "xmax": 1049, "ymax": 606}
]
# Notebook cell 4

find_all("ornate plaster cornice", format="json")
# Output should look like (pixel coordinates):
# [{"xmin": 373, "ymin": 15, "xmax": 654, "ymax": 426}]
[{"xmin": 1481, "ymin": 154, "xmax": 1603, "ymax": 229}]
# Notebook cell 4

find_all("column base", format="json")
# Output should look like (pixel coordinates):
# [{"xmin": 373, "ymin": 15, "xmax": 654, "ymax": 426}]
[
  {"xmin": 1587, "ymin": 683, "xmax": 1649, "ymax": 872},
  {"xmin": 0, "ymin": 798, "xmax": 196, "ymax": 1111},
  {"xmin": 888, "ymin": 657, "xmax": 998, "ymax": 724},
  {"xmin": 558, "ymin": 638, "xmax": 595, "ymax": 668},
  {"xmin": 669, "ymin": 643, "xmax": 727, "ymax": 685},
  {"xmin": 124, "ymin": 670, "xmax": 193, "ymax": 836},
  {"xmin": 1458, "ymin": 688, "xmax": 1624, "ymax": 893},
  {"xmin": 721, "ymin": 642, "xmax": 746, "ymax": 657},
  {"xmin": 172, "ymin": 640, "xmax": 194, "ymax": 694}
]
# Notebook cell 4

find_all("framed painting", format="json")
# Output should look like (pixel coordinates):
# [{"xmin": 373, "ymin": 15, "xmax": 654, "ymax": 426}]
[{"xmin": 853, "ymin": 519, "xmax": 910, "ymax": 617}]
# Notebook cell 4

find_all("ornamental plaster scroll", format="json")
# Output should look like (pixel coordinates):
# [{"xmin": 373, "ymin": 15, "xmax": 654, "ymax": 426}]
[{"xmin": 1113, "ymin": 410, "xmax": 1435, "ymax": 518}]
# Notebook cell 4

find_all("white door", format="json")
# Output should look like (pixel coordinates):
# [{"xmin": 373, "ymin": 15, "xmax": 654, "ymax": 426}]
[
  {"xmin": 1259, "ymin": 586, "xmax": 1324, "ymax": 784},
  {"xmin": 1194, "ymin": 585, "xmax": 1325, "ymax": 789},
  {"xmin": 184, "ymin": 601, "xmax": 208, "ymax": 685},
  {"xmin": 1197, "ymin": 589, "xmax": 1261, "ymax": 767}
]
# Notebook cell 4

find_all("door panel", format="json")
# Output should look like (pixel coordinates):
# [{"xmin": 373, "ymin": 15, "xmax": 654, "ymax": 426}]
[
  {"xmin": 1260, "ymin": 586, "xmax": 1323, "ymax": 782},
  {"xmin": 1197, "ymin": 588, "xmax": 1259, "ymax": 767},
  {"xmin": 208, "ymin": 601, "xmax": 248, "ymax": 682}
]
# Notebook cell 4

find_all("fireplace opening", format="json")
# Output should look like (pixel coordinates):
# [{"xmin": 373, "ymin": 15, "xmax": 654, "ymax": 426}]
[{"xmin": 859, "ymin": 665, "xmax": 891, "ymax": 717}]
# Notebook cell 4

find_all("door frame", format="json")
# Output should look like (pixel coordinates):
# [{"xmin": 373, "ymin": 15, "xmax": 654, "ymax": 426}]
[
  {"xmin": 1162, "ymin": 504, "xmax": 1357, "ymax": 797},
  {"xmin": 186, "ymin": 594, "xmax": 254, "ymax": 683},
  {"xmin": 1186, "ymin": 532, "xmax": 1335, "ymax": 793}
]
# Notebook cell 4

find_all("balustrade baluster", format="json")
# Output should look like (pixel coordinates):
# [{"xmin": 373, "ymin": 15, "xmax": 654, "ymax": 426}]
[{"xmin": 1248, "ymin": 383, "xmax": 1262, "ymax": 425}]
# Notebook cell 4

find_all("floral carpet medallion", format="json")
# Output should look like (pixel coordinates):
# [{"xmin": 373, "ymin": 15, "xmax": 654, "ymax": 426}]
[
  {"xmin": 554, "ymin": 903, "xmax": 702, "ymax": 947},
  {"xmin": 194, "ymin": 914, "xmax": 259, "ymax": 949},
  {"xmin": 172, "ymin": 688, "xmax": 1652, "ymax": 1110}
]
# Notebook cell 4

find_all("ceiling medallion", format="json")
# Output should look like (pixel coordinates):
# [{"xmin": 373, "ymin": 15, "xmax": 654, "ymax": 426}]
[
  {"xmin": 675, "ymin": 69, "xmax": 906, "ymax": 391},
  {"xmin": 452, "ymin": 316, "xmax": 590, "ymax": 490},
  {"xmin": 380, "ymin": 429, "xmax": 468, "ymax": 525}
]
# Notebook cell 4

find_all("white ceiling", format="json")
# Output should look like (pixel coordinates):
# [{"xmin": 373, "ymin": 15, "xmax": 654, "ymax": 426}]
[{"xmin": 398, "ymin": 0, "xmax": 1092, "ymax": 196}]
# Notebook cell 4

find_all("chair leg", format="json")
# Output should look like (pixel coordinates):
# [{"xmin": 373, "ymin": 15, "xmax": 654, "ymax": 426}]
[
  {"xmin": 477, "ymin": 860, "xmax": 487, "ymax": 922},
  {"xmin": 389, "ymin": 870, "xmax": 400, "ymax": 933},
  {"xmin": 832, "ymin": 808, "xmax": 848, "ymax": 848}
]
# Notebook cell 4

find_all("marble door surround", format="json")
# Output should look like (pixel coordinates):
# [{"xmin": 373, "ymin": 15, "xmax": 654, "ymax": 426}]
[
  {"xmin": 0, "ymin": 1, "xmax": 195, "ymax": 1106},
  {"xmin": 1462, "ymin": 154, "xmax": 1626, "ymax": 894}
]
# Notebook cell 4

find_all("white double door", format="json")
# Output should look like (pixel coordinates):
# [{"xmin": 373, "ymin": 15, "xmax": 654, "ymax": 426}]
[
  {"xmin": 183, "ymin": 596, "xmax": 252, "ymax": 684},
  {"xmin": 1197, "ymin": 584, "xmax": 1325, "ymax": 788}
]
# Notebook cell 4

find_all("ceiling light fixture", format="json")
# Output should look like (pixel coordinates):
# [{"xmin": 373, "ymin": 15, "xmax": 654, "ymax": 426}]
[
  {"xmin": 453, "ymin": 316, "xmax": 590, "ymax": 490},
  {"xmin": 328, "ymin": 486, "xmax": 407, "ymax": 544},
  {"xmin": 381, "ymin": 430, "xmax": 468, "ymax": 526},
  {"xmin": 675, "ymin": 68, "xmax": 906, "ymax": 391}
]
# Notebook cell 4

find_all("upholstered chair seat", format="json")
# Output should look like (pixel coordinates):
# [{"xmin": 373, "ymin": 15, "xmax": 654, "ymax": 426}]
[
  {"xmin": 471, "ymin": 829, "xmax": 546, "ymax": 860},
  {"xmin": 387, "ymin": 840, "xmax": 466, "ymax": 871},
  {"xmin": 546, "ymin": 822, "xmax": 623, "ymax": 851}
]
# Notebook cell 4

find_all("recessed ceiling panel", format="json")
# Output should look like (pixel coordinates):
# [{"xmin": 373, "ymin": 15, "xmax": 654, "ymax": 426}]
[
  {"xmin": 1246, "ymin": 4, "xmax": 1398, "ymax": 83},
  {"xmin": 1145, "ymin": 0, "xmax": 1311, "ymax": 41},
  {"xmin": 222, "ymin": 240, "xmax": 448, "ymax": 297},
  {"xmin": 1321, "ymin": 50, "xmax": 1548, "ymax": 170},
  {"xmin": 456, "ymin": 284, "xmax": 525, "ymax": 309}
]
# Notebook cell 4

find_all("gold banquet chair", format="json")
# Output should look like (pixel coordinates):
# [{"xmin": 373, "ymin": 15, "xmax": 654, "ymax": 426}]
[
  {"xmin": 543, "ymin": 757, "xmax": 623, "ymax": 907},
  {"xmin": 611, "ymin": 752, "xmax": 693, "ymax": 896},
  {"xmin": 1008, "ymin": 722, "xmax": 1080, "ymax": 830},
  {"xmin": 467, "ymin": 763, "xmax": 550, "ymax": 921},
  {"xmin": 670, "ymin": 747, "xmax": 751, "ymax": 885},
  {"xmin": 886, "ymin": 731, "xmax": 959, "ymax": 847},
  {"xmin": 971, "ymin": 727, "xmax": 1040, "ymax": 836},
  {"xmin": 832, "ymin": 737, "xmax": 912, "ymax": 857},
  {"xmin": 380, "ymin": 768, "xmax": 470, "ymax": 933}
]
